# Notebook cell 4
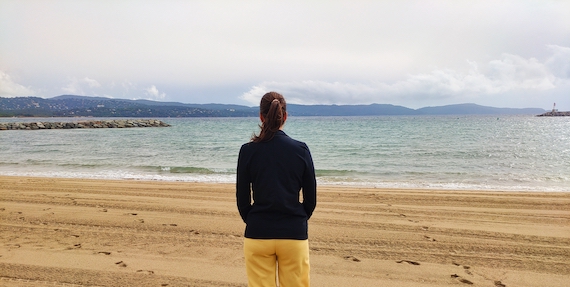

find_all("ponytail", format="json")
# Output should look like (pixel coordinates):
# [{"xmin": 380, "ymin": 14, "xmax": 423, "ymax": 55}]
[{"xmin": 251, "ymin": 92, "xmax": 287, "ymax": 142}]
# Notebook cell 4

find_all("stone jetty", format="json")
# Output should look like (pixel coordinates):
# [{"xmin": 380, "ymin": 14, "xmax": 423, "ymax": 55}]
[
  {"xmin": 537, "ymin": 111, "xmax": 570, "ymax": 117},
  {"xmin": 0, "ymin": 119, "xmax": 171, "ymax": 130}
]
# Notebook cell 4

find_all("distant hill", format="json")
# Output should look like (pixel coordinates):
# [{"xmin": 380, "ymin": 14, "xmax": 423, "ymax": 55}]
[
  {"xmin": 0, "ymin": 95, "xmax": 546, "ymax": 117},
  {"xmin": 416, "ymin": 103, "xmax": 545, "ymax": 115},
  {"xmin": 0, "ymin": 96, "xmax": 257, "ymax": 117},
  {"xmin": 287, "ymin": 104, "xmax": 415, "ymax": 116}
]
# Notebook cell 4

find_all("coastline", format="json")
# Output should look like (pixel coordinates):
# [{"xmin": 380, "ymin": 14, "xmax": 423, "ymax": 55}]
[
  {"xmin": 0, "ymin": 171, "xmax": 566, "ymax": 193},
  {"xmin": 1, "ymin": 176, "xmax": 569, "ymax": 286}
]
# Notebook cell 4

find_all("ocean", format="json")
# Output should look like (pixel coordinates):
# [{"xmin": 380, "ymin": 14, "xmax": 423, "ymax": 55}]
[{"xmin": 1, "ymin": 115, "xmax": 569, "ymax": 192}]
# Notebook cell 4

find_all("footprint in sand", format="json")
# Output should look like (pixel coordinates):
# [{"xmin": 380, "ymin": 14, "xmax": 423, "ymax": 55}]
[
  {"xmin": 494, "ymin": 280, "xmax": 506, "ymax": 287},
  {"xmin": 396, "ymin": 260, "xmax": 420, "ymax": 265},
  {"xmin": 451, "ymin": 274, "xmax": 473, "ymax": 285},
  {"xmin": 343, "ymin": 255, "xmax": 361, "ymax": 262},
  {"xmin": 424, "ymin": 235, "xmax": 436, "ymax": 241},
  {"xmin": 115, "ymin": 261, "xmax": 127, "ymax": 267},
  {"xmin": 136, "ymin": 270, "xmax": 155, "ymax": 275}
]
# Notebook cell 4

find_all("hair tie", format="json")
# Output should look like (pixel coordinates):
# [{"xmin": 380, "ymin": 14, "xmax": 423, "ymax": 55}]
[{"xmin": 272, "ymin": 99, "xmax": 279, "ymax": 104}]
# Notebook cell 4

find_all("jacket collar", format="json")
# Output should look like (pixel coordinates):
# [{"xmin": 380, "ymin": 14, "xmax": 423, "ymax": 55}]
[{"xmin": 275, "ymin": 130, "xmax": 286, "ymax": 136}]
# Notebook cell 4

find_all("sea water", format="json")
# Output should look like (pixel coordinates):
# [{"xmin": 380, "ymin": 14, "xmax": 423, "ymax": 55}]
[{"xmin": 1, "ymin": 115, "xmax": 569, "ymax": 191}]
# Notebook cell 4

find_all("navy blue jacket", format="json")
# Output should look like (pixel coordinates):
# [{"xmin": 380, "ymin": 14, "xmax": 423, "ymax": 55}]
[{"xmin": 236, "ymin": 130, "xmax": 317, "ymax": 240}]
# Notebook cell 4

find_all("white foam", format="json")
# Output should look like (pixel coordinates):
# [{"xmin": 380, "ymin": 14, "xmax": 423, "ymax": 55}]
[
  {"xmin": 0, "ymin": 169, "xmax": 235, "ymax": 184},
  {"xmin": 0, "ymin": 167, "xmax": 567, "ymax": 192}
]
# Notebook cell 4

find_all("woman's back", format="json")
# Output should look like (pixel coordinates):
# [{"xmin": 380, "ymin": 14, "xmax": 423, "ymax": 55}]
[{"xmin": 237, "ymin": 130, "xmax": 316, "ymax": 239}]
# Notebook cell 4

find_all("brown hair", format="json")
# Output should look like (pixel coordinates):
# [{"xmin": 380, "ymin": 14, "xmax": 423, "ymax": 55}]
[{"xmin": 251, "ymin": 92, "xmax": 287, "ymax": 142}]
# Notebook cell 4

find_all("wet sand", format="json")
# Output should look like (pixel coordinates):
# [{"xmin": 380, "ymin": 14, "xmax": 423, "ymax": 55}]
[{"xmin": 1, "ymin": 176, "xmax": 569, "ymax": 286}]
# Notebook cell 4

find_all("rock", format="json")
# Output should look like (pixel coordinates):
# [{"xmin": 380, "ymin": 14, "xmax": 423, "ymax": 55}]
[
  {"xmin": 537, "ymin": 111, "xmax": 570, "ymax": 117},
  {"xmin": 0, "ymin": 119, "xmax": 171, "ymax": 131}
]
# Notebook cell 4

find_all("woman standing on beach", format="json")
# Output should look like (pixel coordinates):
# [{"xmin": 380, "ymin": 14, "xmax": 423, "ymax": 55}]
[{"xmin": 236, "ymin": 92, "xmax": 317, "ymax": 287}]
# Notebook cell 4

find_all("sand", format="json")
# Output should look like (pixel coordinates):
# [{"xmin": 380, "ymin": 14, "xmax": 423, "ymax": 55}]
[{"xmin": 0, "ymin": 176, "xmax": 568, "ymax": 287}]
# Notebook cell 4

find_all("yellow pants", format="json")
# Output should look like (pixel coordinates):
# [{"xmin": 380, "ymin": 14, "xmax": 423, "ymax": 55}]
[{"xmin": 244, "ymin": 238, "xmax": 310, "ymax": 287}]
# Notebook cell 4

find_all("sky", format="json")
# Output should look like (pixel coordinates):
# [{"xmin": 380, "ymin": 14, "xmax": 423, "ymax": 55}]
[{"xmin": 1, "ymin": 0, "xmax": 569, "ymax": 109}]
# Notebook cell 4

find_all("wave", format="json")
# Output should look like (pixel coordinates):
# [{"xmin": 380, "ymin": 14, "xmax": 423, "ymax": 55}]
[
  {"xmin": 315, "ymin": 169, "xmax": 363, "ymax": 177},
  {"xmin": 1, "ymin": 161, "xmax": 567, "ymax": 191},
  {"xmin": 157, "ymin": 166, "xmax": 218, "ymax": 174}
]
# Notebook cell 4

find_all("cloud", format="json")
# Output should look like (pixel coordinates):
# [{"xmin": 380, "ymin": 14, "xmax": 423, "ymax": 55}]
[
  {"xmin": 0, "ymin": 71, "xmax": 35, "ymax": 97},
  {"xmin": 60, "ymin": 79, "xmax": 166, "ymax": 101},
  {"xmin": 545, "ymin": 45, "xmax": 570, "ymax": 79},
  {"xmin": 144, "ymin": 85, "xmax": 166, "ymax": 100},
  {"xmin": 241, "ymin": 47, "xmax": 569, "ymax": 107},
  {"xmin": 62, "ymin": 81, "xmax": 81, "ymax": 94},
  {"xmin": 241, "ymin": 81, "xmax": 381, "ymax": 106},
  {"xmin": 62, "ymin": 77, "xmax": 101, "ymax": 95},
  {"xmin": 83, "ymin": 77, "xmax": 101, "ymax": 88},
  {"xmin": 485, "ymin": 54, "xmax": 556, "ymax": 90},
  {"xmin": 240, "ymin": 86, "xmax": 267, "ymax": 105}
]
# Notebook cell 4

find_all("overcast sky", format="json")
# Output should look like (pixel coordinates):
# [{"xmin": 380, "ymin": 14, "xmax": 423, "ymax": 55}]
[{"xmin": 1, "ymin": 0, "xmax": 569, "ymax": 109}]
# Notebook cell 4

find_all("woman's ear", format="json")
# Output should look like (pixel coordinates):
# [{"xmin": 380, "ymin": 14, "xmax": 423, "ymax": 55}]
[
  {"xmin": 259, "ymin": 113, "xmax": 265, "ymax": 123},
  {"xmin": 283, "ymin": 112, "xmax": 288, "ymax": 123}
]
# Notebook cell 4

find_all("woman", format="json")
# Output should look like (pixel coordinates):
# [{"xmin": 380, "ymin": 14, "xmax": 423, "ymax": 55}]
[{"xmin": 236, "ymin": 91, "xmax": 317, "ymax": 287}]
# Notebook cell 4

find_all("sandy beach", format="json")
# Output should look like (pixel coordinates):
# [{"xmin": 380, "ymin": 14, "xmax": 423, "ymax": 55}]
[{"xmin": 0, "ymin": 176, "xmax": 568, "ymax": 287}]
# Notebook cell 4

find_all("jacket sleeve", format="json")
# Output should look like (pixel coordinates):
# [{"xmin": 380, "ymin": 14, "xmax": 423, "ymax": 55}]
[
  {"xmin": 301, "ymin": 145, "xmax": 317, "ymax": 219},
  {"xmin": 236, "ymin": 145, "xmax": 252, "ymax": 222}
]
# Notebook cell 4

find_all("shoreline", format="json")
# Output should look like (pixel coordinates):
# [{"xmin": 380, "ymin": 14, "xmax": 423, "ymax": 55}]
[
  {"xmin": 1, "ymin": 176, "xmax": 569, "ymax": 286},
  {"xmin": 0, "ymin": 173, "xmax": 566, "ymax": 193}
]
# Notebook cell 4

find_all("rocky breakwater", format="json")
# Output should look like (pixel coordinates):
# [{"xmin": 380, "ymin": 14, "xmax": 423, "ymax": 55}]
[
  {"xmin": 0, "ymin": 119, "xmax": 171, "ymax": 130},
  {"xmin": 537, "ymin": 111, "xmax": 570, "ymax": 117}
]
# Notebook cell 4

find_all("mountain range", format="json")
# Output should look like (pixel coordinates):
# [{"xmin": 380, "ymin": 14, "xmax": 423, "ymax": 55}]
[{"xmin": 0, "ymin": 95, "xmax": 546, "ymax": 117}]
